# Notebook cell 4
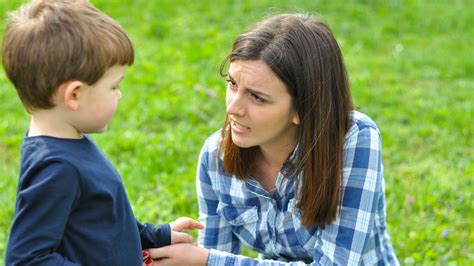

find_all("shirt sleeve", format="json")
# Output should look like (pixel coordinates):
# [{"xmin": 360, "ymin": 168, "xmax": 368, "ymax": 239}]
[
  {"xmin": 137, "ymin": 221, "xmax": 171, "ymax": 248},
  {"xmin": 312, "ymin": 125, "xmax": 383, "ymax": 265},
  {"xmin": 5, "ymin": 160, "xmax": 82, "ymax": 266},
  {"xmin": 204, "ymin": 125, "xmax": 385, "ymax": 265},
  {"xmin": 196, "ymin": 140, "xmax": 241, "ymax": 254}
]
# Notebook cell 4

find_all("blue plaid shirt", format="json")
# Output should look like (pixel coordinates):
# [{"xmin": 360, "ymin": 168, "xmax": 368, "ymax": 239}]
[{"xmin": 196, "ymin": 111, "xmax": 399, "ymax": 265}]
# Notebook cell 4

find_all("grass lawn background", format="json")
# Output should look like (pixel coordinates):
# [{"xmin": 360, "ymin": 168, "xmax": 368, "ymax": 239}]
[{"xmin": 0, "ymin": 0, "xmax": 472, "ymax": 264}]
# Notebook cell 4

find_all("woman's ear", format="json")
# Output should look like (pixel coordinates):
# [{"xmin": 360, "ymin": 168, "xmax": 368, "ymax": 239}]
[
  {"xmin": 60, "ymin": 81, "xmax": 83, "ymax": 111},
  {"xmin": 292, "ymin": 114, "xmax": 300, "ymax": 125}
]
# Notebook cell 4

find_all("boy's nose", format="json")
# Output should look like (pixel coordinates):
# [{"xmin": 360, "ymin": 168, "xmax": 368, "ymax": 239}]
[{"xmin": 116, "ymin": 89, "xmax": 122, "ymax": 100}]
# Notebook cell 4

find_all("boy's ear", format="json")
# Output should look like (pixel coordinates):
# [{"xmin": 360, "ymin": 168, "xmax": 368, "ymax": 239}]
[{"xmin": 60, "ymin": 80, "xmax": 84, "ymax": 111}]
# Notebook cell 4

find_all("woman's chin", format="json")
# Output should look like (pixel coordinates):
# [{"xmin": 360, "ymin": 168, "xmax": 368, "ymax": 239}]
[{"xmin": 231, "ymin": 135, "xmax": 254, "ymax": 148}]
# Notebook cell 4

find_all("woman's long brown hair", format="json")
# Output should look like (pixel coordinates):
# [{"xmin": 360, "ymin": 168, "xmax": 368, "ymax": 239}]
[{"xmin": 219, "ymin": 13, "xmax": 353, "ymax": 228}]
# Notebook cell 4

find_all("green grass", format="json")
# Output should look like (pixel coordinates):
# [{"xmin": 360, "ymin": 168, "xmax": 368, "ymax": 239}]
[{"xmin": 0, "ymin": 0, "xmax": 472, "ymax": 264}]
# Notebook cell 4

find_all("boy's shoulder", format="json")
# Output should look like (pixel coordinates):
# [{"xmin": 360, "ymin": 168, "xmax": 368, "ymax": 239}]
[
  {"xmin": 19, "ymin": 134, "xmax": 119, "ymax": 185},
  {"xmin": 20, "ymin": 134, "xmax": 100, "ymax": 168},
  {"xmin": 22, "ymin": 133, "xmax": 92, "ymax": 151}
]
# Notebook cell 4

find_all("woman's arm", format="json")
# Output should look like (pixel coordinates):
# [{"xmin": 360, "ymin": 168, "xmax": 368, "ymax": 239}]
[
  {"xmin": 195, "ymin": 137, "xmax": 241, "ymax": 254},
  {"xmin": 148, "ymin": 244, "xmax": 309, "ymax": 265}
]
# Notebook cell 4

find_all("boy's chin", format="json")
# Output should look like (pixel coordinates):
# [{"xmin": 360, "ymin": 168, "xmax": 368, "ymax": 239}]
[
  {"xmin": 82, "ymin": 124, "xmax": 108, "ymax": 134},
  {"xmin": 96, "ymin": 125, "xmax": 108, "ymax": 133}
]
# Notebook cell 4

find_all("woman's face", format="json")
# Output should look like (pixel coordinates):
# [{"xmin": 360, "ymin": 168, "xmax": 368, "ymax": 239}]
[{"xmin": 225, "ymin": 60, "xmax": 299, "ymax": 151}]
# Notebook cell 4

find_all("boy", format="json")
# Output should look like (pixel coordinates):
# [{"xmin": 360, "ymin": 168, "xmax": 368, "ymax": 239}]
[{"xmin": 3, "ymin": 0, "xmax": 202, "ymax": 265}]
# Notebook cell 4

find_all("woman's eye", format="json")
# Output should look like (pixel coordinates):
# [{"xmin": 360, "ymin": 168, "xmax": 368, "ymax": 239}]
[
  {"xmin": 226, "ymin": 79, "xmax": 238, "ymax": 91},
  {"xmin": 251, "ymin": 93, "xmax": 265, "ymax": 103}
]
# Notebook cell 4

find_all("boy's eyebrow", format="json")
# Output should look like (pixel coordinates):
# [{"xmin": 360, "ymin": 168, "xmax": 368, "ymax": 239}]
[
  {"xmin": 114, "ymin": 75, "xmax": 125, "ymax": 84},
  {"xmin": 227, "ymin": 73, "xmax": 271, "ymax": 98}
]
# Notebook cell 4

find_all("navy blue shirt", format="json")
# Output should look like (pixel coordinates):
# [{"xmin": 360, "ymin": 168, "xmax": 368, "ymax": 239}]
[{"xmin": 5, "ymin": 135, "xmax": 170, "ymax": 265}]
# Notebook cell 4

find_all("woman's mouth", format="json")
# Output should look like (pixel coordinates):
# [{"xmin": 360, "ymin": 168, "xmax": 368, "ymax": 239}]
[{"xmin": 231, "ymin": 120, "xmax": 250, "ymax": 133}]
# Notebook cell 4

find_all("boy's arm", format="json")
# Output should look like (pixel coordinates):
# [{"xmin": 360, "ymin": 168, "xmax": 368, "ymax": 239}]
[
  {"xmin": 137, "ymin": 217, "xmax": 202, "ymax": 249},
  {"xmin": 137, "ymin": 221, "xmax": 171, "ymax": 249},
  {"xmin": 5, "ymin": 161, "xmax": 81, "ymax": 266}
]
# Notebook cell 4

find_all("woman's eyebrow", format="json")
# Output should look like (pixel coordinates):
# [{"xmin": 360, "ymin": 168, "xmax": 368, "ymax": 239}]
[
  {"xmin": 227, "ymin": 73, "xmax": 271, "ymax": 98},
  {"xmin": 247, "ymin": 88, "xmax": 271, "ymax": 98}
]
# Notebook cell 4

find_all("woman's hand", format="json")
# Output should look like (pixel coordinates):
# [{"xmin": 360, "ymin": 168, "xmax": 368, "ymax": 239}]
[
  {"xmin": 142, "ymin": 250, "xmax": 153, "ymax": 266},
  {"xmin": 147, "ymin": 243, "xmax": 209, "ymax": 266}
]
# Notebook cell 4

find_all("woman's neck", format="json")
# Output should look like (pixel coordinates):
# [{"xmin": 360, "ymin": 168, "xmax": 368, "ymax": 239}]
[
  {"xmin": 254, "ymin": 141, "xmax": 297, "ymax": 192},
  {"xmin": 258, "ymin": 137, "xmax": 297, "ymax": 168},
  {"xmin": 258, "ymin": 123, "xmax": 298, "ymax": 168}
]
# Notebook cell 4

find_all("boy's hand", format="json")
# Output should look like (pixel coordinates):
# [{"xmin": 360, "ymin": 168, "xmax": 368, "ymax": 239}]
[
  {"xmin": 170, "ymin": 217, "xmax": 204, "ymax": 231},
  {"xmin": 169, "ymin": 217, "xmax": 204, "ymax": 244}
]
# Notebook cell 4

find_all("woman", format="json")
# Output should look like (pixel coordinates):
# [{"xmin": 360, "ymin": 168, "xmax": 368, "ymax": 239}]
[{"xmin": 149, "ymin": 13, "xmax": 399, "ymax": 265}]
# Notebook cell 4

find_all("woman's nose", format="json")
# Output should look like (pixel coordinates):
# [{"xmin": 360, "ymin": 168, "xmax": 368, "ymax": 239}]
[{"xmin": 226, "ymin": 92, "xmax": 245, "ymax": 116}]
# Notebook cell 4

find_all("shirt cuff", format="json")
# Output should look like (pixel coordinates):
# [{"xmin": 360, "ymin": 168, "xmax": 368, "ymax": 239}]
[
  {"xmin": 207, "ymin": 249, "xmax": 236, "ymax": 265},
  {"xmin": 154, "ymin": 223, "xmax": 171, "ymax": 247},
  {"xmin": 139, "ymin": 222, "xmax": 171, "ymax": 249}
]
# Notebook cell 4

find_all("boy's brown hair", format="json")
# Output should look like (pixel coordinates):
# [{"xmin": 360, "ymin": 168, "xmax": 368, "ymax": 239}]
[{"xmin": 2, "ymin": 0, "xmax": 134, "ymax": 112}]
